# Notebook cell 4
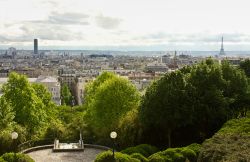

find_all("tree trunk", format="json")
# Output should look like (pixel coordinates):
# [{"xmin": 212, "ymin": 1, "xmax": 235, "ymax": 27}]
[{"xmin": 167, "ymin": 129, "xmax": 171, "ymax": 148}]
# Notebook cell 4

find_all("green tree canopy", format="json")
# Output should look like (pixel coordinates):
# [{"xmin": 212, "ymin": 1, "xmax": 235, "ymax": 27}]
[
  {"xmin": 85, "ymin": 72, "xmax": 140, "ymax": 142},
  {"xmin": 2, "ymin": 72, "xmax": 47, "ymax": 135},
  {"xmin": 239, "ymin": 59, "xmax": 250, "ymax": 77},
  {"xmin": 32, "ymin": 83, "xmax": 54, "ymax": 107},
  {"xmin": 61, "ymin": 84, "xmax": 72, "ymax": 106},
  {"xmin": 139, "ymin": 59, "xmax": 249, "ymax": 147}
]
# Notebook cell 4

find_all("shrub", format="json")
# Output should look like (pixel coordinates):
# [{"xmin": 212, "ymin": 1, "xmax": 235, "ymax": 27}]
[
  {"xmin": 186, "ymin": 143, "xmax": 201, "ymax": 155},
  {"xmin": 130, "ymin": 153, "xmax": 148, "ymax": 162},
  {"xmin": 1, "ymin": 153, "xmax": 34, "ymax": 162},
  {"xmin": 180, "ymin": 148, "xmax": 196, "ymax": 162},
  {"xmin": 115, "ymin": 153, "xmax": 140, "ymax": 162},
  {"xmin": 121, "ymin": 147, "xmax": 148, "ymax": 157},
  {"xmin": 1, "ymin": 153, "xmax": 16, "ymax": 162},
  {"xmin": 198, "ymin": 117, "xmax": 250, "ymax": 162},
  {"xmin": 136, "ymin": 144, "xmax": 158, "ymax": 157},
  {"xmin": 148, "ymin": 153, "xmax": 166, "ymax": 162},
  {"xmin": 160, "ymin": 148, "xmax": 188, "ymax": 162},
  {"xmin": 0, "ymin": 157, "xmax": 6, "ymax": 162},
  {"xmin": 95, "ymin": 151, "xmax": 140, "ymax": 162},
  {"xmin": 95, "ymin": 151, "xmax": 114, "ymax": 162},
  {"xmin": 149, "ymin": 152, "xmax": 174, "ymax": 162},
  {"xmin": 121, "ymin": 144, "xmax": 158, "ymax": 157}
]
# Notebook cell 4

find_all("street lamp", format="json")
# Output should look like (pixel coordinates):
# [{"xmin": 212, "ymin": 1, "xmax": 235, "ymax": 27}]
[
  {"xmin": 110, "ymin": 131, "xmax": 117, "ymax": 160},
  {"xmin": 11, "ymin": 132, "xmax": 18, "ymax": 157},
  {"xmin": 11, "ymin": 132, "xmax": 18, "ymax": 140}
]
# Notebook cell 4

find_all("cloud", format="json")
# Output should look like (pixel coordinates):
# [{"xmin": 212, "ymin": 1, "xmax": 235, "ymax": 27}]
[
  {"xmin": 95, "ymin": 14, "xmax": 122, "ymax": 29},
  {"xmin": 25, "ymin": 11, "xmax": 90, "ymax": 25},
  {"xmin": 0, "ymin": 11, "xmax": 89, "ymax": 43},
  {"xmin": 0, "ymin": 23, "xmax": 84, "ymax": 43},
  {"xmin": 134, "ymin": 32, "xmax": 250, "ymax": 44},
  {"xmin": 47, "ymin": 12, "xmax": 90, "ymax": 25},
  {"xmin": 19, "ymin": 23, "xmax": 84, "ymax": 41}
]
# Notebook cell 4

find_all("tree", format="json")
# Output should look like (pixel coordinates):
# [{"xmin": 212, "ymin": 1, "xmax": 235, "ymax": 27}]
[
  {"xmin": 139, "ymin": 59, "xmax": 249, "ymax": 148},
  {"xmin": 239, "ymin": 59, "xmax": 250, "ymax": 77},
  {"xmin": 85, "ymin": 72, "xmax": 140, "ymax": 143},
  {"xmin": 32, "ymin": 83, "xmax": 54, "ymax": 107},
  {"xmin": 139, "ymin": 71, "xmax": 193, "ymax": 147},
  {"xmin": 2, "ymin": 72, "xmax": 47, "ymax": 136},
  {"xmin": 61, "ymin": 84, "xmax": 72, "ymax": 106},
  {"xmin": 0, "ymin": 97, "xmax": 15, "ymax": 131},
  {"xmin": 221, "ymin": 61, "xmax": 249, "ymax": 117}
]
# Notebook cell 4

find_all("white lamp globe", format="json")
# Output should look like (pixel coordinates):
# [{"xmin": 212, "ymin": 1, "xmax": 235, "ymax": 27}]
[
  {"xmin": 11, "ymin": 132, "xmax": 18, "ymax": 140},
  {"xmin": 110, "ymin": 131, "xmax": 117, "ymax": 139}
]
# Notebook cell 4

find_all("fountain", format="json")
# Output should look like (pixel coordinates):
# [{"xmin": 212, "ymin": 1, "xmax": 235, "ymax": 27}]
[{"xmin": 53, "ymin": 132, "xmax": 84, "ymax": 152}]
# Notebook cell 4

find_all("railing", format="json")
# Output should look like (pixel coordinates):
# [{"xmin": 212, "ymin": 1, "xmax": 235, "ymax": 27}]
[
  {"xmin": 18, "ymin": 139, "xmax": 111, "ymax": 153},
  {"xmin": 18, "ymin": 139, "xmax": 54, "ymax": 152}
]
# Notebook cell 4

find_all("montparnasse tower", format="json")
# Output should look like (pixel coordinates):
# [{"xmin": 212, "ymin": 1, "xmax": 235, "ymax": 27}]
[{"xmin": 219, "ymin": 36, "xmax": 225, "ymax": 55}]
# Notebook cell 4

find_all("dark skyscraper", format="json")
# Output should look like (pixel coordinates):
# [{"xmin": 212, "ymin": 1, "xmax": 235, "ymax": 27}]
[{"xmin": 34, "ymin": 39, "xmax": 38, "ymax": 54}]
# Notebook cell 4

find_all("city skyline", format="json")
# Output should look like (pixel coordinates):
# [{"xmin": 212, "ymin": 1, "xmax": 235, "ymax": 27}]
[{"xmin": 1, "ymin": 0, "xmax": 250, "ymax": 51}]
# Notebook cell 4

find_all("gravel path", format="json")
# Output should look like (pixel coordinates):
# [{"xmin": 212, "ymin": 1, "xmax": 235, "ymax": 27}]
[{"xmin": 27, "ymin": 148, "xmax": 105, "ymax": 162}]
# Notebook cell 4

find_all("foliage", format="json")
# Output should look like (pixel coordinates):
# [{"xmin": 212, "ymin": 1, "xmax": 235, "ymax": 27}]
[
  {"xmin": 198, "ymin": 117, "xmax": 250, "ymax": 162},
  {"xmin": 85, "ymin": 72, "xmax": 140, "ymax": 144},
  {"xmin": 94, "ymin": 151, "xmax": 140, "ymax": 162},
  {"xmin": 117, "ymin": 109, "xmax": 142, "ymax": 148},
  {"xmin": 130, "ymin": 153, "xmax": 149, "ymax": 162},
  {"xmin": 1, "ymin": 152, "xmax": 34, "ymax": 162},
  {"xmin": 148, "ymin": 153, "xmax": 171, "ymax": 162},
  {"xmin": 147, "ymin": 144, "xmax": 200, "ymax": 162},
  {"xmin": 0, "ymin": 97, "xmax": 15, "ymax": 130},
  {"xmin": 0, "ymin": 157, "xmax": 6, "ymax": 162},
  {"xmin": 239, "ymin": 59, "xmax": 250, "ymax": 77},
  {"xmin": 186, "ymin": 143, "xmax": 201, "ymax": 155},
  {"xmin": 61, "ymin": 84, "xmax": 72, "ymax": 106},
  {"xmin": 139, "ymin": 71, "xmax": 194, "ymax": 147},
  {"xmin": 44, "ymin": 119, "xmax": 66, "ymax": 139},
  {"xmin": 2, "ymin": 72, "xmax": 47, "ymax": 135},
  {"xmin": 121, "ymin": 144, "xmax": 158, "ymax": 157},
  {"xmin": 32, "ymin": 83, "xmax": 54, "ymax": 108},
  {"xmin": 139, "ymin": 59, "xmax": 249, "ymax": 147}
]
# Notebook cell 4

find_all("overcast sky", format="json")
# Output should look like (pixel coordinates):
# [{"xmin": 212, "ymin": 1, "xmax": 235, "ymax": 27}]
[{"xmin": 1, "ymin": 0, "xmax": 250, "ymax": 50}]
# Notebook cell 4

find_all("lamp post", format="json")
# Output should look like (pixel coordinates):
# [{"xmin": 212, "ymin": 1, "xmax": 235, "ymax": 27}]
[
  {"xmin": 110, "ymin": 131, "xmax": 117, "ymax": 161},
  {"xmin": 11, "ymin": 132, "xmax": 18, "ymax": 160}
]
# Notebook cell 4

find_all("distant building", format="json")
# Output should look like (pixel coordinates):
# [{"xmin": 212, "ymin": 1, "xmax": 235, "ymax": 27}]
[
  {"xmin": 34, "ymin": 39, "xmax": 38, "ymax": 54},
  {"xmin": 145, "ymin": 62, "xmax": 168, "ymax": 72},
  {"xmin": 36, "ymin": 76, "xmax": 61, "ymax": 105}
]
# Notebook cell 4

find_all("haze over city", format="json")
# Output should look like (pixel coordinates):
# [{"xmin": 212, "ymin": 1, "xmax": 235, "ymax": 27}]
[{"xmin": 1, "ymin": 0, "xmax": 250, "ymax": 51}]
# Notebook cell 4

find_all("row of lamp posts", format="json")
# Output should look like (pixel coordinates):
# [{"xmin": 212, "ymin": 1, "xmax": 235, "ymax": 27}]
[{"xmin": 11, "ymin": 131, "xmax": 117, "ymax": 160}]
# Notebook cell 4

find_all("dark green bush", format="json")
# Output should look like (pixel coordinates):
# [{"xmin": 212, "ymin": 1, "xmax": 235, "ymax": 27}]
[
  {"xmin": 121, "ymin": 147, "xmax": 148, "ymax": 157},
  {"xmin": 95, "ymin": 151, "xmax": 114, "ymax": 162},
  {"xmin": 148, "ymin": 153, "xmax": 166, "ymax": 162},
  {"xmin": 130, "ymin": 153, "xmax": 148, "ymax": 162},
  {"xmin": 121, "ymin": 144, "xmax": 158, "ymax": 157},
  {"xmin": 136, "ymin": 144, "xmax": 158, "ymax": 157},
  {"xmin": 161, "ymin": 149, "xmax": 184, "ymax": 162},
  {"xmin": 1, "ymin": 153, "xmax": 16, "ymax": 162},
  {"xmin": 148, "ymin": 152, "xmax": 173, "ymax": 162},
  {"xmin": 95, "ymin": 151, "xmax": 140, "ymax": 162},
  {"xmin": 0, "ymin": 157, "xmax": 6, "ymax": 162},
  {"xmin": 186, "ymin": 143, "xmax": 201, "ymax": 155},
  {"xmin": 180, "ymin": 148, "xmax": 196, "ymax": 162},
  {"xmin": 1, "ymin": 153, "xmax": 34, "ymax": 162}
]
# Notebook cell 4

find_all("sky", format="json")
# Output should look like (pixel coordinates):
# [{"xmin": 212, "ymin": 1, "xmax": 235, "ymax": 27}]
[{"xmin": 1, "ymin": 0, "xmax": 250, "ymax": 51}]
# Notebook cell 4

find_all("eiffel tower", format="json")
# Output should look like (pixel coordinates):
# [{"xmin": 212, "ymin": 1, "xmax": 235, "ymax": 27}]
[{"xmin": 219, "ymin": 37, "xmax": 225, "ymax": 55}]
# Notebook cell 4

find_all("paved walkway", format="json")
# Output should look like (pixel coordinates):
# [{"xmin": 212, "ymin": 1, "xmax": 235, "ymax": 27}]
[{"xmin": 27, "ymin": 148, "xmax": 105, "ymax": 162}]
